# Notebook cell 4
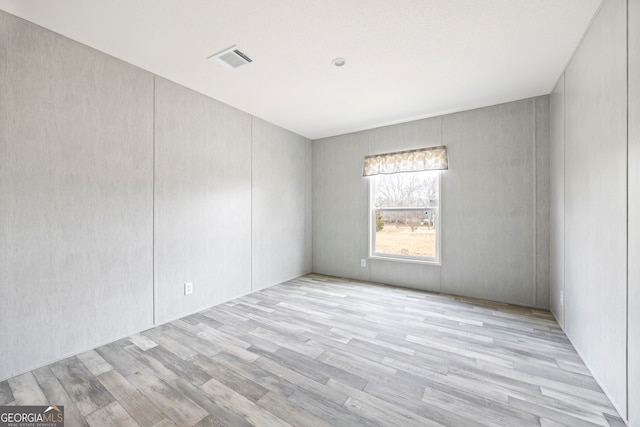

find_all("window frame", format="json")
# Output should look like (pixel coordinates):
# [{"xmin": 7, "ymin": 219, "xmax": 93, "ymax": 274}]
[{"xmin": 369, "ymin": 171, "xmax": 442, "ymax": 265}]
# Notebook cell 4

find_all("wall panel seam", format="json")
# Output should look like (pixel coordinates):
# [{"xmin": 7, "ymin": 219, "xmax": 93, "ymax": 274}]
[
  {"xmin": 250, "ymin": 116, "xmax": 254, "ymax": 292},
  {"xmin": 626, "ymin": 0, "xmax": 630, "ymax": 416},
  {"xmin": 533, "ymin": 99, "xmax": 538, "ymax": 307},
  {"xmin": 152, "ymin": 75, "xmax": 156, "ymax": 326},
  {"xmin": 562, "ymin": 72, "xmax": 566, "ymax": 328},
  {"xmin": 439, "ymin": 115, "xmax": 443, "ymax": 293}
]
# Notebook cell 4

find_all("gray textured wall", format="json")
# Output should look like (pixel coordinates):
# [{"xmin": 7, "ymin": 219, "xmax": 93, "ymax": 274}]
[
  {"xmin": 313, "ymin": 97, "xmax": 550, "ymax": 308},
  {"xmin": 629, "ymin": 0, "xmax": 640, "ymax": 424},
  {"xmin": 549, "ymin": 75, "xmax": 565, "ymax": 328},
  {"xmin": 535, "ymin": 99, "xmax": 551, "ymax": 308},
  {"xmin": 313, "ymin": 116, "xmax": 443, "ymax": 290},
  {"xmin": 251, "ymin": 118, "xmax": 313, "ymax": 291},
  {"xmin": 0, "ymin": 11, "xmax": 154, "ymax": 378},
  {"xmin": 441, "ymin": 99, "xmax": 549, "ymax": 306},
  {"xmin": 0, "ymin": 11, "xmax": 312, "ymax": 380},
  {"xmin": 552, "ymin": 0, "xmax": 628, "ymax": 418},
  {"xmin": 154, "ymin": 78, "xmax": 253, "ymax": 324},
  {"xmin": 564, "ymin": 0, "xmax": 628, "ymax": 417}
]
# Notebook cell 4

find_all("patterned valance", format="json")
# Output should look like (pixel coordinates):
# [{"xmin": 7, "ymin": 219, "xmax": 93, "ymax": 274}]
[{"xmin": 363, "ymin": 146, "xmax": 448, "ymax": 177}]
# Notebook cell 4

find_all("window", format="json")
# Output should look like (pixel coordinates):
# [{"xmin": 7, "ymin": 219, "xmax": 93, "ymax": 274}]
[{"xmin": 370, "ymin": 171, "xmax": 440, "ymax": 263}]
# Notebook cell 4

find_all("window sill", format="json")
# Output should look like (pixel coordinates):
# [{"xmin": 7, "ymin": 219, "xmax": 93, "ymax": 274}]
[{"xmin": 369, "ymin": 254, "xmax": 441, "ymax": 266}]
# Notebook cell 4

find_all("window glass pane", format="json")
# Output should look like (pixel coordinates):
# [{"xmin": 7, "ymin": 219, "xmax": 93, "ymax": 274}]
[
  {"xmin": 373, "ymin": 171, "xmax": 439, "ymax": 260},
  {"xmin": 375, "ymin": 209, "xmax": 438, "ymax": 258},
  {"xmin": 374, "ymin": 172, "xmax": 439, "ymax": 208}
]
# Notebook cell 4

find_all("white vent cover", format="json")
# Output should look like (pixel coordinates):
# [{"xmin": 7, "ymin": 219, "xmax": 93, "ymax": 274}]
[{"xmin": 208, "ymin": 45, "xmax": 253, "ymax": 69}]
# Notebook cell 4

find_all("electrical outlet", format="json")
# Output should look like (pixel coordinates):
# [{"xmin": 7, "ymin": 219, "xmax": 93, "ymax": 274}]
[
  {"xmin": 361, "ymin": 259, "xmax": 367, "ymax": 267},
  {"xmin": 184, "ymin": 282, "xmax": 193, "ymax": 296}
]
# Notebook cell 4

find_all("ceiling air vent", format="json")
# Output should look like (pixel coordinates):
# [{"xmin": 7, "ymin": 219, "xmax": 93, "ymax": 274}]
[{"xmin": 208, "ymin": 45, "xmax": 253, "ymax": 69}]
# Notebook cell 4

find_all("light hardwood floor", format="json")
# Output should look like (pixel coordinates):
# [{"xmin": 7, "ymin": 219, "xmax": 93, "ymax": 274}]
[{"xmin": 0, "ymin": 274, "xmax": 625, "ymax": 426}]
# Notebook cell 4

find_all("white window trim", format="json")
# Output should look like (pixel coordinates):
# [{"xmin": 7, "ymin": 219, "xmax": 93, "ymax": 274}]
[{"xmin": 368, "ymin": 171, "xmax": 442, "ymax": 265}]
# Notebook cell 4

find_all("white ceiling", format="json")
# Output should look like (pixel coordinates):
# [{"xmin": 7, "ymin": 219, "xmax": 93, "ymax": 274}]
[{"xmin": 0, "ymin": 0, "xmax": 602, "ymax": 140}]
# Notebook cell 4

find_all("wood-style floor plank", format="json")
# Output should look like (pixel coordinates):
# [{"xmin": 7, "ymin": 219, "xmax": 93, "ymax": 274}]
[
  {"xmin": 200, "ymin": 377, "xmax": 292, "ymax": 427},
  {"xmin": 85, "ymin": 401, "xmax": 139, "ymax": 427},
  {"xmin": 32, "ymin": 366, "xmax": 88, "ymax": 427},
  {"xmin": 0, "ymin": 380, "xmax": 15, "ymax": 405},
  {"xmin": 3, "ymin": 274, "xmax": 625, "ymax": 426},
  {"xmin": 97, "ymin": 369, "xmax": 166, "ymax": 427},
  {"xmin": 8, "ymin": 372, "xmax": 49, "ymax": 406},
  {"xmin": 170, "ymin": 377, "xmax": 254, "ymax": 427},
  {"xmin": 126, "ymin": 368, "xmax": 207, "ymax": 426},
  {"xmin": 76, "ymin": 350, "xmax": 114, "ymax": 377},
  {"xmin": 49, "ymin": 357, "xmax": 114, "ymax": 416},
  {"xmin": 256, "ymin": 391, "xmax": 333, "ymax": 427}
]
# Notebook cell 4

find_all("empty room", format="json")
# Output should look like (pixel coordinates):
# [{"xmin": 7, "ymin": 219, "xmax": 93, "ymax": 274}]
[{"xmin": 0, "ymin": 0, "xmax": 638, "ymax": 426}]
